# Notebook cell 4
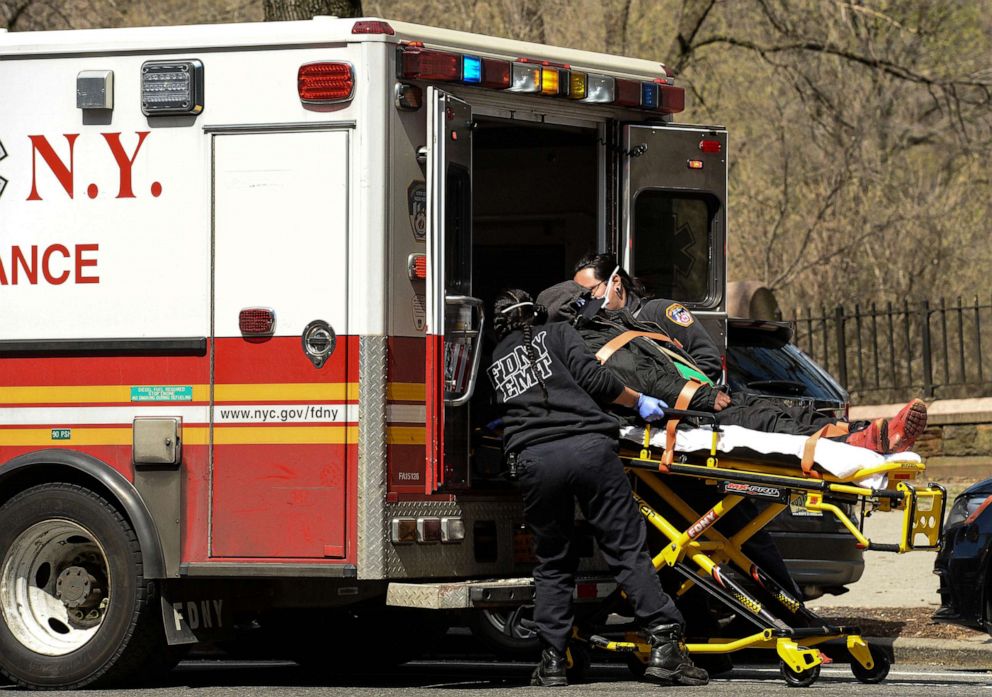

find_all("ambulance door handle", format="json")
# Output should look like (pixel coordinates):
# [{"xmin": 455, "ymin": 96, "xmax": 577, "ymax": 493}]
[{"xmin": 416, "ymin": 146, "xmax": 427, "ymax": 165}]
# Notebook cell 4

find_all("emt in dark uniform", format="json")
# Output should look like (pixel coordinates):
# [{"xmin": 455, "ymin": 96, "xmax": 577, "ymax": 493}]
[
  {"xmin": 574, "ymin": 252, "xmax": 723, "ymax": 383},
  {"xmin": 488, "ymin": 288, "xmax": 708, "ymax": 688}
]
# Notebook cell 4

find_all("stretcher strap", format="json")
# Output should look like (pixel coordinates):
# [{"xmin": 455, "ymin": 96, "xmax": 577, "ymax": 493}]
[
  {"xmin": 800, "ymin": 422, "xmax": 851, "ymax": 477},
  {"xmin": 594, "ymin": 330, "xmax": 684, "ymax": 364},
  {"xmin": 662, "ymin": 379, "xmax": 706, "ymax": 467}
]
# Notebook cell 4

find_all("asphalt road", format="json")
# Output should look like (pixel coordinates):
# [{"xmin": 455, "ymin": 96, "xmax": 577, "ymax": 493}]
[{"xmin": 3, "ymin": 659, "xmax": 989, "ymax": 696}]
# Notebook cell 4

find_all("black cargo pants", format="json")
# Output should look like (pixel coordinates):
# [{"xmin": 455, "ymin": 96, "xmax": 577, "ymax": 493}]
[{"xmin": 517, "ymin": 432, "xmax": 683, "ymax": 653}]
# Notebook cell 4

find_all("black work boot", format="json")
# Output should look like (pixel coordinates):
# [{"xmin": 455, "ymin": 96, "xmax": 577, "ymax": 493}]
[
  {"xmin": 530, "ymin": 644, "xmax": 568, "ymax": 687},
  {"xmin": 643, "ymin": 623, "xmax": 709, "ymax": 686}
]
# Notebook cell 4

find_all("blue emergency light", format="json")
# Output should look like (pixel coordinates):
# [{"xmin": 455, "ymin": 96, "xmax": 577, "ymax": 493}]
[
  {"xmin": 641, "ymin": 83, "xmax": 659, "ymax": 110},
  {"xmin": 462, "ymin": 55, "xmax": 482, "ymax": 84}
]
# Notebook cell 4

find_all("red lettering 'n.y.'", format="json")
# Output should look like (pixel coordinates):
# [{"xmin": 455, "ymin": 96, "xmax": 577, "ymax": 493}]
[
  {"xmin": 27, "ymin": 134, "xmax": 79, "ymax": 201},
  {"xmin": 102, "ymin": 132, "xmax": 150, "ymax": 199}
]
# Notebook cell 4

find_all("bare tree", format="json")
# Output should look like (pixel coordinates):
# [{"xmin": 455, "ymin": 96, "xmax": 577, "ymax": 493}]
[{"xmin": 264, "ymin": 0, "xmax": 362, "ymax": 21}]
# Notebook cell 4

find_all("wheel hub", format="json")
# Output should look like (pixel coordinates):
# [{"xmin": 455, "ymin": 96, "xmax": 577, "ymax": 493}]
[{"xmin": 56, "ymin": 565, "xmax": 103, "ymax": 610}]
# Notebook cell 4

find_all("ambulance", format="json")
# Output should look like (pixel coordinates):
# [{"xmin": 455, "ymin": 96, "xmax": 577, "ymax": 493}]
[{"xmin": 0, "ymin": 17, "xmax": 727, "ymax": 687}]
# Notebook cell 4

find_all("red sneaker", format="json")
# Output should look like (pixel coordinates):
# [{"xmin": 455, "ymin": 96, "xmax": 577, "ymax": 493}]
[
  {"xmin": 843, "ymin": 399, "xmax": 927, "ymax": 454},
  {"xmin": 844, "ymin": 419, "xmax": 884, "ymax": 453},
  {"xmin": 887, "ymin": 398, "xmax": 927, "ymax": 453}
]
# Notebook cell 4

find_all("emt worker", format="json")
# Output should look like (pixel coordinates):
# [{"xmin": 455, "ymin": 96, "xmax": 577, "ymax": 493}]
[
  {"xmin": 488, "ymin": 288, "xmax": 708, "ymax": 688},
  {"xmin": 573, "ymin": 252, "xmax": 723, "ymax": 383}
]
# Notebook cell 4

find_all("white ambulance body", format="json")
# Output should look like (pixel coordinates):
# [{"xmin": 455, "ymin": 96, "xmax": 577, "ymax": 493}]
[{"xmin": 0, "ymin": 17, "xmax": 727, "ymax": 688}]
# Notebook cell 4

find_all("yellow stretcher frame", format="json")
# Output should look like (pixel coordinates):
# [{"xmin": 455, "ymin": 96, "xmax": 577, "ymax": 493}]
[{"xmin": 566, "ymin": 423, "xmax": 946, "ymax": 686}]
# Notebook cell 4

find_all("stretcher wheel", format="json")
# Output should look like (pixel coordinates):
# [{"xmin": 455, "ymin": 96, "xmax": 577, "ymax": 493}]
[
  {"xmin": 566, "ymin": 644, "xmax": 591, "ymax": 683},
  {"xmin": 780, "ymin": 661, "xmax": 820, "ymax": 687},
  {"xmin": 850, "ymin": 647, "xmax": 890, "ymax": 684}
]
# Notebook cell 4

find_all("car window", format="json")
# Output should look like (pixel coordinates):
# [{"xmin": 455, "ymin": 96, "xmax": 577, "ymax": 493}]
[{"xmin": 726, "ymin": 336, "xmax": 843, "ymax": 402}]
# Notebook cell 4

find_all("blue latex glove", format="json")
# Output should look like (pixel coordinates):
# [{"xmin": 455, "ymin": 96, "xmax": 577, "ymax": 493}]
[{"xmin": 636, "ymin": 394, "xmax": 668, "ymax": 422}]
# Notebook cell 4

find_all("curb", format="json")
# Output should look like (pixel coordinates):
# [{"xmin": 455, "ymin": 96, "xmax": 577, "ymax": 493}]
[{"xmin": 867, "ymin": 636, "xmax": 992, "ymax": 668}]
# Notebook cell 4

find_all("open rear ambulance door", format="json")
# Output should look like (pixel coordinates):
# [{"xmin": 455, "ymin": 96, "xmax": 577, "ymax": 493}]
[
  {"xmin": 620, "ymin": 125, "xmax": 728, "ymax": 347},
  {"xmin": 424, "ymin": 87, "xmax": 484, "ymax": 494}
]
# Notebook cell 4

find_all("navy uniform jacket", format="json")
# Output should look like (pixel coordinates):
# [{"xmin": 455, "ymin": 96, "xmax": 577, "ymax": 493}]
[
  {"xmin": 489, "ymin": 322, "xmax": 624, "ymax": 454},
  {"xmin": 624, "ymin": 294, "xmax": 723, "ymax": 383}
]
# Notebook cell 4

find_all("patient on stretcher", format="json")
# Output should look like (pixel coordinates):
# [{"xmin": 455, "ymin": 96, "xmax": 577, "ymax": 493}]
[{"xmin": 535, "ymin": 280, "xmax": 928, "ymax": 462}]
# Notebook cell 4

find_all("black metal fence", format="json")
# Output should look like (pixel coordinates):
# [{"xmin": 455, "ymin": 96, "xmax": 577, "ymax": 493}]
[{"xmin": 789, "ymin": 298, "xmax": 992, "ymax": 402}]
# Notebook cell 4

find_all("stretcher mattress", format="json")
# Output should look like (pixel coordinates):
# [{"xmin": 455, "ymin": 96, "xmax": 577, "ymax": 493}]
[{"xmin": 620, "ymin": 424, "xmax": 922, "ymax": 488}]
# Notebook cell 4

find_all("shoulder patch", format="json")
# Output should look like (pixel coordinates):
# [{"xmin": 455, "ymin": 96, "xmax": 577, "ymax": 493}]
[{"xmin": 665, "ymin": 303, "xmax": 694, "ymax": 327}]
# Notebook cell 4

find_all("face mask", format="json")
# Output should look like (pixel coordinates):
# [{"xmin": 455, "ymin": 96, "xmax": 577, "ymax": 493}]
[{"xmin": 571, "ymin": 293, "xmax": 606, "ymax": 327}]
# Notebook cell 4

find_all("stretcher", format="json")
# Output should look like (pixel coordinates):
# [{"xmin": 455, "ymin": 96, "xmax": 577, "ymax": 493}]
[{"xmin": 564, "ymin": 409, "xmax": 946, "ymax": 687}]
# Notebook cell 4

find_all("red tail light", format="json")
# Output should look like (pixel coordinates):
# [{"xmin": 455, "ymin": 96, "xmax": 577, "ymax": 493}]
[
  {"xmin": 699, "ymin": 139, "xmax": 722, "ymax": 153},
  {"xmin": 239, "ymin": 308, "xmax": 275, "ymax": 336},
  {"xmin": 298, "ymin": 62, "xmax": 354, "ymax": 103},
  {"xmin": 575, "ymin": 583, "xmax": 598, "ymax": 599},
  {"xmin": 352, "ymin": 20, "xmax": 394, "ymax": 35}
]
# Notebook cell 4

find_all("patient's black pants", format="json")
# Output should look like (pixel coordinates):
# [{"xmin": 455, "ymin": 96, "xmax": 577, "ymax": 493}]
[{"xmin": 517, "ymin": 432, "xmax": 683, "ymax": 653}]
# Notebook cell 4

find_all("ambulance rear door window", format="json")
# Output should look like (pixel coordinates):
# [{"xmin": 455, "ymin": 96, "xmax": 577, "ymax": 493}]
[{"xmin": 632, "ymin": 191, "xmax": 718, "ymax": 304}]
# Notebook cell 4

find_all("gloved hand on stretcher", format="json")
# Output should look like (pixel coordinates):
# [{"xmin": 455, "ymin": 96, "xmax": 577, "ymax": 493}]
[{"xmin": 636, "ymin": 394, "xmax": 668, "ymax": 422}]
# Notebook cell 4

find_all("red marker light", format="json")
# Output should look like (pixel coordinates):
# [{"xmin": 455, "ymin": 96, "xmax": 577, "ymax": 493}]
[
  {"xmin": 239, "ymin": 308, "xmax": 275, "ymax": 336},
  {"xmin": 699, "ymin": 139, "xmax": 722, "ymax": 153},
  {"xmin": 351, "ymin": 20, "xmax": 394, "ymax": 35},
  {"xmin": 408, "ymin": 254, "xmax": 427, "ymax": 280}
]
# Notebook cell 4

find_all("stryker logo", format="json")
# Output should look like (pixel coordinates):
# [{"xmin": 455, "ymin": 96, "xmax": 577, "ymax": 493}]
[
  {"xmin": 723, "ymin": 482, "xmax": 782, "ymax": 499},
  {"xmin": 686, "ymin": 508, "xmax": 719, "ymax": 540}
]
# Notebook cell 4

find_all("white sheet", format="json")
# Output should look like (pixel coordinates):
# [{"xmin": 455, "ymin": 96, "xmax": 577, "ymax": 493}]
[{"xmin": 620, "ymin": 424, "xmax": 922, "ymax": 489}]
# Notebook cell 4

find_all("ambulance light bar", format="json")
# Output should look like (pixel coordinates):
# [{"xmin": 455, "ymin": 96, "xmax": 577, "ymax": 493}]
[
  {"xmin": 298, "ymin": 62, "xmax": 355, "ymax": 103},
  {"xmin": 141, "ymin": 59, "xmax": 204, "ymax": 116},
  {"xmin": 396, "ymin": 46, "xmax": 683, "ymax": 113}
]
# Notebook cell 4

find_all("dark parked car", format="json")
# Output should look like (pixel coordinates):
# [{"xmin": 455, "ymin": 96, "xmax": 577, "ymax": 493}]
[
  {"xmin": 725, "ymin": 318, "xmax": 864, "ymax": 599},
  {"xmin": 933, "ymin": 478, "xmax": 992, "ymax": 633}
]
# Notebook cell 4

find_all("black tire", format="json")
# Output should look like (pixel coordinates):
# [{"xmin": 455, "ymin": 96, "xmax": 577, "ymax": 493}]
[
  {"xmin": 468, "ymin": 607, "xmax": 540, "ymax": 657},
  {"xmin": 780, "ymin": 660, "xmax": 820, "ymax": 687},
  {"xmin": 0, "ymin": 483, "xmax": 167, "ymax": 689},
  {"xmin": 850, "ymin": 645, "xmax": 890, "ymax": 684}
]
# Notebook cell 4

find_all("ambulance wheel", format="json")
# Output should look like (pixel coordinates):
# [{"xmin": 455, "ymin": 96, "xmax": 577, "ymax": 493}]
[
  {"xmin": 850, "ymin": 647, "xmax": 890, "ymax": 684},
  {"xmin": 780, "ymin": 660, "xmax": 820, "ymax": 687},
  {"xmin": 0, "ymin": 483, "xmax": 166, "ymax": 689},
  {"xmin": 468, "ymin": 607, "xmax": 540, "ymax": 657},
  {"xmin": 566, "ymin": 644, "xmax": 591, "ymax": 683}
]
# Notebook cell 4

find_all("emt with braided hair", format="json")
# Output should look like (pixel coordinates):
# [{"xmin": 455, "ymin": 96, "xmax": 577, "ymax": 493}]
[{"xmin": 488, "ymin": 289, "xmax": 708, "ymax": 688}]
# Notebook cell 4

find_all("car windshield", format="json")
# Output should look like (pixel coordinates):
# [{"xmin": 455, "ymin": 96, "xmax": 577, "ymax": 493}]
[{"xmin": 726, "ymin": 334, "xmax": 843, "ymax": 402}]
